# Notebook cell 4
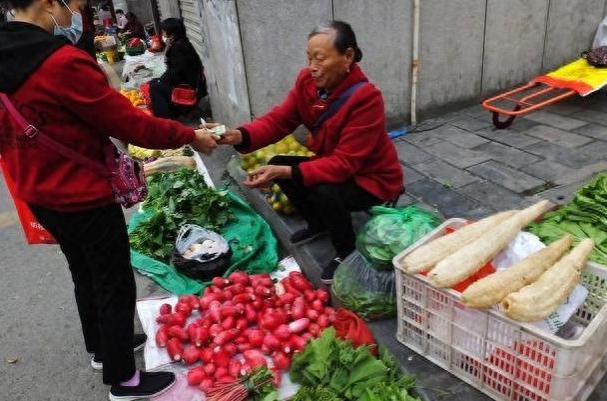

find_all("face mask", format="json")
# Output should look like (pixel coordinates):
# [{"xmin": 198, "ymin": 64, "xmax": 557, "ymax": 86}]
[
  {"xmin": 162, "ymin": 35, "xmax": 170, "ymax": 44},
  {"xmin": 50, "ymin": 0, "xmax": 83, "ymax": 44}
]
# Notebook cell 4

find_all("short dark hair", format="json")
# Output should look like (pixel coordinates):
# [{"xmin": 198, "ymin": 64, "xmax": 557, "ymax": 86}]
[
  {"xmin": 115, "ymin": 9, "xmax": 124, "ymax": 14},
  {"xmin": 161, "ymin": 18, "xmax": 186, "ymax": 38},
  {"xmin": 6, "ymin": 0, "xmax": 35, "ymax": 9},
  {"xmin": 126, "ymin": 11, "xmax": 138, "ymax": 21},
  {"xmin": 309, "ymin": 20, "xmax": 363, "ymax": 62}
]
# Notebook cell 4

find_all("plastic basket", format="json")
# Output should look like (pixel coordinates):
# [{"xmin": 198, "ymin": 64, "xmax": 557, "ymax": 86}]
[{"xmin": 393, "ymin": 219, "xmax": 607, "ymax": 401}]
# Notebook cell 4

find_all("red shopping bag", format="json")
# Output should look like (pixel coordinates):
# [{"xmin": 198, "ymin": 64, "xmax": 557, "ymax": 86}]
[
  {"xmin": 333, "ymin": 308, "xmax": 378, "ymax": 355},
  {"xmin": 0, "ymin": 159, "xmax": 56, "ymax": 244}
]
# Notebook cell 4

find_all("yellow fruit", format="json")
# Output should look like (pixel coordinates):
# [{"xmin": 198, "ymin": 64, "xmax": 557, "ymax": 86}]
[
  {"xmin": 288, "ymin": 142, "xmax": 300, "ymax": 152},
  {"xmin": 272, "ymin": 202, "xmax": 282, "ymax": 212},
  {"xmin": 256, "ymin": 151, "xmax": 267, "ymax": 163},
  {"xmin": 275, "ymin": 143, "xmax": 289, "ymax": 154},
  {"xmin": 279, "ymin": 193, "xmax": 289, "ymax": 204},
  {"xmin": 272, "ymin": 184, "xmax": 281, "ymax": 193}
]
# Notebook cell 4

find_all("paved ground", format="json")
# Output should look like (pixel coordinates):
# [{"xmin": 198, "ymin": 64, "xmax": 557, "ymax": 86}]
[{"xmin": 3, "ymin": 85, "xmax": 607, "ymax": 400}]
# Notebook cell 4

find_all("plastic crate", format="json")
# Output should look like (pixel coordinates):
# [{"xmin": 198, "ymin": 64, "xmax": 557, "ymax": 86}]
[{"xmin": 394, "ymin": 218, "xmax": 607, "ymax": 401}]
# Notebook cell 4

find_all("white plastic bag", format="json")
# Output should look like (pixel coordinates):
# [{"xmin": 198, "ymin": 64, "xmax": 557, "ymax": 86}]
[
  {"xmin": 593, "ymin": 16, "xmax": 607, "ymax": 49},
  {"xmin": 176, "ymin": 225, "xmax": 229, "ymax": 262}
]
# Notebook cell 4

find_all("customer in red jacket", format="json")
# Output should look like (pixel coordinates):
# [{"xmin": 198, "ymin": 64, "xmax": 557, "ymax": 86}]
[
  {"xmin": 218, "ymin": 21, "xmax": 404, "ymax": 283},
  {"xmin": 0, "ymin": 1, "xmax": 218, "ymax": 400}
]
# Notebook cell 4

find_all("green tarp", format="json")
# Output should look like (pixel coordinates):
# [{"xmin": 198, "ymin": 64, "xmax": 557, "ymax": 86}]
[{"xmin": 128, "ymin": 191, "xmax": 279, "ymax": 294}]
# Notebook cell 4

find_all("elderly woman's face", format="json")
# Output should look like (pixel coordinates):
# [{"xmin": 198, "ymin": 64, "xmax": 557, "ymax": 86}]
[{"xmin": 307, "ymin": 31, "xmax": 353, "ymax": 91}]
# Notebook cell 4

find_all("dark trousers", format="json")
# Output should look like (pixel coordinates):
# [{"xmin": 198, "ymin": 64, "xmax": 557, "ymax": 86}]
[
  {"xmin": 30, "ymin": 203, "xmax": 136, "ymax": 385},
  {"xmin": 270, "ymin": 155, "xmax": 381, "ymax": 258},
  {"xmin": 149, "ymin": 79, "xmax": 176, "ymax": 119}
]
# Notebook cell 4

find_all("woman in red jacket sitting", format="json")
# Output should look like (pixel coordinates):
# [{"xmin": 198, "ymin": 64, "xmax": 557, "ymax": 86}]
[
  {"xmin": 0, "ymin": 1, "xmax": 218, "ymax": 399},
  {"xmin": 219, "ymin": 21, "xmax": 403, "ymax": 283}
]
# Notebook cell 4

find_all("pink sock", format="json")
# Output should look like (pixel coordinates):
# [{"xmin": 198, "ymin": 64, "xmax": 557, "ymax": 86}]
[{"xmin": 121, "ymin": 370, "xmax": 140, "ymax": 387}]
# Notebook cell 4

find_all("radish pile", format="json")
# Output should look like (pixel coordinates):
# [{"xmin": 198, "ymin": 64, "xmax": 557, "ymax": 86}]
[{"xmin": 154, "ymin": 271, "xmax": 335, "ymax": 393}]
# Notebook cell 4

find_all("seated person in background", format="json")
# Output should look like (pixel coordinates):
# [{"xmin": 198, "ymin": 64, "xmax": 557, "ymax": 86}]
[
  {"xmin": 122, "ymin": 11, "xmax": 145, "ymax": 39},
  {"xmin": 217, "ymin": 20, "xmax": 403, "ymax": 283},
  {"xmin": 115, "ymin": 8, "xmax": 127, "ymax": 30},
  {"xmin": 150, "ymin": 18, "xmax": 207, "ymax": 119}
]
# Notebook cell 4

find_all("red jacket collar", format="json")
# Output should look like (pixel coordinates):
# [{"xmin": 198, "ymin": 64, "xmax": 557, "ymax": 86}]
[{"xmin": 304, "ymin": 63, "xmax": 369, "ymax": 104}]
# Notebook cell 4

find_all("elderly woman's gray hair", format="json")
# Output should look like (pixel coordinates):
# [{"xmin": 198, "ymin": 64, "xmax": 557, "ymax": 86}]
[{"xmin": 309, "ymin": 20, "xmax": 363, "ymax": 62}]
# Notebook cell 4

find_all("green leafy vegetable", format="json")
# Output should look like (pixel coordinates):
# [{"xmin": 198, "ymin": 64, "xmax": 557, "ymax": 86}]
[
  {"xmin": 290, "ymin": 328, "xmax": 419, "ymax": 401},
  {"xmin": 130, "ymin": 169, "xmax": 233, "ymax": 262}
]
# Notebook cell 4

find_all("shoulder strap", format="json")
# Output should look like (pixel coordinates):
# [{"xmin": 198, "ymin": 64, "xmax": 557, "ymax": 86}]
[
  {"xmin": 311, "ymin": 81, "xmax": 367, "ymax": 134},
  {"xmin": 0, "ymin": 94, "xmax": 110, "ymax": 178}
]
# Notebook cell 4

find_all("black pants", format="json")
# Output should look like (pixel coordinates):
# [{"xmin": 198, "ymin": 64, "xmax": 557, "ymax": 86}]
[
  {"xmin": 149, "ymin": 79, "xmax": 176, "ymax": 119},
  {"xmin": 30, "ymin": 203, "xmax": 136, "ymax": 385},
  {"xmin": 270, "ymin": 155, "xmax": 381, "ymax": 258}
]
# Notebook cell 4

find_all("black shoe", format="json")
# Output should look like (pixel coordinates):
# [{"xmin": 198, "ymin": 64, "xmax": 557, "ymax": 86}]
[
  {"xmin": 109, "ymin": 371, "xmax": 176, "ymax": 401},
  {"xmin": 321, "ymin": 257, "xmax": 344, "ymax": 285},
  {"xmin": 290, "ymin": 227, "xmax": 326, "ymax": 245},
  {"xmin": 91, "ymin": 334, "xmax": 148, "ymax": 371}
]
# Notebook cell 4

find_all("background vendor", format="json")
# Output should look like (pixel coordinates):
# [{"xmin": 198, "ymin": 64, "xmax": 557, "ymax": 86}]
[{"xmin": 218, "ymin": 20, "xmax": 404, "ymax": 283}]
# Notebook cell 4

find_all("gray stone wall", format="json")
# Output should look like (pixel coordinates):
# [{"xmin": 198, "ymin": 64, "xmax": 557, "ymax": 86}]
[{"xmin": 188, "ymin": 0, "xmax": 606, "ymax": 127}]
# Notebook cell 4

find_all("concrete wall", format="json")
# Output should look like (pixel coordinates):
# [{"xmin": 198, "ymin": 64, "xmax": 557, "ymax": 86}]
[
  {"xmin": 198, "ymin": 0, "xmax": 251, "ymax": 125},
  {"xmin": 157, "ymin": 0, "xmax": 181, "ymax": 20},
  {"xmin": 192, "ymin": 0, "xmax": 607, "ymax": 127},
  {"xmin": 126, "ymin": 0, "xmax": 154, "ymax": 26}
]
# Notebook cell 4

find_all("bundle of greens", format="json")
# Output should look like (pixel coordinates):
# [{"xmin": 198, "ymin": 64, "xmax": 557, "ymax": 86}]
[
  {"xmin": 130, "ymin": 169, "xmax": 233, "ymax": 262},
  {"xmin": 529, "ymin": 173, "xmax": 607, "ymax": 265},
  {"xmin": 289, "ymin": 328, "xmax": 419, "ymax": 401}
]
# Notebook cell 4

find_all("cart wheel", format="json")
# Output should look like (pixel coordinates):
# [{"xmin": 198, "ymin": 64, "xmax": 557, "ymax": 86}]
[{"xmin": 492, "ymin": 105, "xmax": 521, "ymax": 129}]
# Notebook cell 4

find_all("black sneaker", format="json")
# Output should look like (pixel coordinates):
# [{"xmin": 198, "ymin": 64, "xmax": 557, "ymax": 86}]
[
  {"xmin": 321, "ymin": 257, "xmax": 343, "ymax": 285},
  {"xmin": 290, "ymin": 227, "xmax": 326, "ymax": 245},
  {"xmin": 91, "ymin": 334, "xmax": 148, "ymax": 371},
  {"xmin": 109, "ymin": 371, "xmax": 176, "ymax": 401}
]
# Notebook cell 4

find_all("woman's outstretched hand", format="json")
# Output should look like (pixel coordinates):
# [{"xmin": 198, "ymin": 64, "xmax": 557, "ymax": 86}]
[
  {"xmin": 244, "ymin": 165, "xmax": 292, "ymax": 188},
  {"xmin": 191, "ymin": 129, "xmax": 220, "ymax": 155}
]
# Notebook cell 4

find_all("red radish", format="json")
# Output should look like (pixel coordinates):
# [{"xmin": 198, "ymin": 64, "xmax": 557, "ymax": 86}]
[
  {"xmin": 222, "ymin": 289, "xmax": 234, "ymax": 300},
  {"xmin": 240, "ymin": 363, "xmax": 252, "ymax": 375},
  {"xmin": 214, "ymin": 367, "xmax": 228, "ymax": 379},
  {"xmin": 292, "ymin": 298, "xmax": 306, "ymax": 320},
  {"xmin": 263, "ymin": 334, "xmax": 281, "ymax": 351},
  {"xmin": 311, "ymin": 299, "xmax": 324, "ymax": 312},
  {"xmin": 212, "ymin": 277, "xmax": 230, "ymax": 288},
  {"xmin": 155, "ymin": 314, "xmax": 174, "ymax": 325},
  {"xmin": 235, "ymin": 335, "xmax": 248, "ymax": 345},
  {"xmin": 233, "ymin": 293, "xmax": 254, "ymax": 304},
  {"xmin": 175, "ymin": 302, "xmax": 192, "ymax": 316},
  {"xmin": 189, "ymin": 297, "xmax": 200, "ymax": 310},
  {"xmin": 236, "ymin": 318, "xmax": 248, "ymax": 331},
  {"xmin": 223, "ymin": 343, "xmax": 238, "ymax": 356},
  {"xmin": 274, "ymin": 310, "xmax": 288, "ymax": 325},
  {"xmin": 250, "ymin": 274, "xmax": 272, "ymax": 287},
  {"xmin": 210, "ymin": 307, "xmax": 222, "ymax": 323},
  {"xmin": 274, "ymin": 324, "xmax": 290, "ymax": 341},
  {"xmin": 221, "ymin": 305, "xmax": 236, "ymax": 317},
  {"xmin": 221, "ymin": 316, "xmax": 236, "ymax": 330},
  {"xmin": 316, "ymin": 289, "xmax": 330, "ymax": 303},
  {"xmin": 252, "ymin": 299, "xmax": 264, "ymax": 311},
  {"xmin": 324, "ymin": 306, "xmax": 336, "ymax": 315},
  {"xmin": 277, "ymin": 292, "xmax": 296, "ymax": 306},
  {"xmin": 228, "ymin": 359, "xmax": 242, "ymax": 378},
  {"xmin": 261, "ymin": 344, "xmax": 271, "ymax": 355},
  {"xmin": 288, "ymin": 318, "xmax": 310, "ymax": 334},
  {"xmin": 172, "ymin": 313, "xmax": 187, "ymax": 327},
  {"xmin": 159, "ymin": 303, "xmax": 172, "ymax": 315},
  {"xmin": 243, "ymin": 349, "xmax": 267, "ymax": 368},
  {"xmin": 260, "ymin": 314, "xmax": 280, "ymax": 330},
  {"xmin": 271, "ymin": 367, "xmax": 282, "ymax": 387},
  {"xmin": 234, "ymin": 303, "xmax": 245, "ymax": 316},
  {"xmin": 238, "ymin": 343, "xmax": 253, "ymax": 353},
  {"xmin": 282, "ymin": 278, "xmax": 302, "ymax": 296},
  {"xmin": 203, "ymin": 363, "xmax": 216, "ymax": 376},
  {"xmin": 155, "ymin": 327, "xmax": 169, "ymax": 347},
  {"xmin": 167, "ymin": 338, "xmax": 183, "ymax": 361},
  {"xmin": 272, "ymin": 351, "xmax": 291, "ymax": 370},
  {"xmin": 228, "ymin": 271, "xmax": 250, "ymax": 286},
  {"xmin": 290, "ymin": 273, "xmax": 312, "ymax": 291},
  {"xmin": 203, "ymin": 287, "xmax": 213, "ymax": 296},
  {"xmin": 302, "ymin": 332, "xmax": 313, "ymax": 342},
  {"xmin": 168, "ymin": 325, "xmax": 189, "ymax": 341},
  {"xmin": 317, "ymin": 314, "xmax": 329, "ymax": 328},
  {"xmin": 254, "ymin": 285, "xmax": 273, "ymax": 298},
  {"xmin": 217, "ymin": 375, "xmax": 234, "ymax": 384},
  {"xmin": 183, "ymin": 345, "xmax": 200, "ymax": 365},
  {"xmin": 308, "ymin": 323, "xmax": 321, "ymax": 337},
  {"xmin": 194, "ymin": 326, "xmax": 209, "ymax": 347},
  {"xmin": 213, "ymin": 329, "xmax": 239, "ymax": 346},
  {"xmin": 247, "ymin": 329, "xmax": 264, "ymax": 348},
  {"xmin": 289, "ymin": 334, "xmax": 307, "ymax": 352},
  {"xmin": 199, "ymin": 378, "xmax": 214, "ymax": 393},
  {"xmin": 304, "ymin": 290, "xmax": 317, "ymax": 302},
  {"xmin": 200, "ymin": 348, "xmax": 214, "ymax": 363},
  {"xmin": 226, "ymin": 283, "xmax": 245, "ymax": 294},
  {"xmin": 209, "ymin": 324, "xmax": 222, "ymax": 337},
  {"xmin": 200, "ymin": 293, "xmax": 220, "ymax": 310},
  {"xmin": 187, "ymin": 323, "xmax": 199, "ymax": 342},
  {"xmin": 306, "ymin": 309, "xmax": 319, "ymax": 321},
  {"xmin": 187, "ymin": 366, "xmax": 206, "ymax": 386}
]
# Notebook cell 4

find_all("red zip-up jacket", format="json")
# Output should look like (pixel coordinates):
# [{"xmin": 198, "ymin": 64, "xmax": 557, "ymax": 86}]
[
  {"xmin": 238, "ymin": 64, "xmax": 404, "ymax": 202},
  {"xmin": 0, "ymin": 45, "xmax": 195, "ymax": 212}
]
